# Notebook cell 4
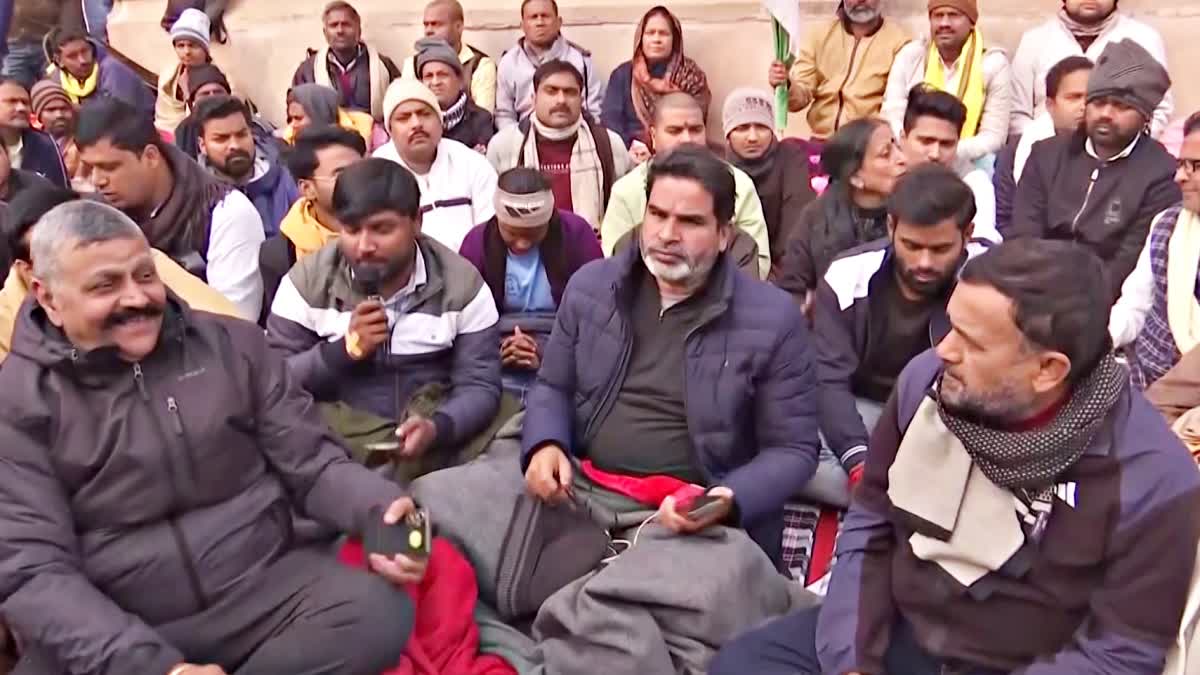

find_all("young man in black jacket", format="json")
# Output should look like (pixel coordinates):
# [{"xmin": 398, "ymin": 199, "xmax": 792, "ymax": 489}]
[
  {"xmin": 1011, "ymin": 39, "xmax": 1180, "ymax": 303},
  {"xmin": 808, "ymin": 164, "xmax": 980, "ymax": 505}
]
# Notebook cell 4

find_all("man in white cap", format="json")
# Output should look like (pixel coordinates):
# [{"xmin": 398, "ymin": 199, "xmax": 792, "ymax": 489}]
[{"xmin": 372, "ymin": 78, "xmax": 497, "ymax": 251}]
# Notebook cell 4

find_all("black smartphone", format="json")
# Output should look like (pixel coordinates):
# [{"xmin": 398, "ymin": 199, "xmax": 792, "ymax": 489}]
[
  {"xmin": 364, "ymin": 505, "xmax": 432, "ymax": 559},
  {"xmin": 685, "ymin": 495, "xmax": 725, "ymax": 521}
]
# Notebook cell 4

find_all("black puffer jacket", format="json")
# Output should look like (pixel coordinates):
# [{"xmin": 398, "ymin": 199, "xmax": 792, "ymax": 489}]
[{"xmin": 0, "ymin": 297, "xmax": 403, "ymax": 674}]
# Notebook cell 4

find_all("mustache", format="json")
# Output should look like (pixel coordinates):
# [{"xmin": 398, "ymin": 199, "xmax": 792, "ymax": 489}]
[{"xmin": 103, "ymin": 304, "xmax": 164, "ymax": 330}]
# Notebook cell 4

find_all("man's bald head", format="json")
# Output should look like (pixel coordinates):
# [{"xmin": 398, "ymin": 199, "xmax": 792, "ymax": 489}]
[
  {"xmin": 651, "ymin": 93, "xmax": 707, "ymax": 153},
  {"xmin": 427, "ymin": 0, "xmax": 464, "ymax": 22},
  {"xmin": 652, "ymin": 92, "xmax": 703, "ymax": 126},
  {"xmin": 424, "ymin": 0, "xmax": 465, "ymax": 47}
]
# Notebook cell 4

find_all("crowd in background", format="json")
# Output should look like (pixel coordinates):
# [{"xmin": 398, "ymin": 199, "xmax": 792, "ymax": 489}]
[{"xmin": 1, "ymin": 0, "xmax": 1200, "ymax": 674}]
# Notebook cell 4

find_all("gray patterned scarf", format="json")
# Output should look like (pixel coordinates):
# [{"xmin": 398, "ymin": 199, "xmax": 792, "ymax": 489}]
[{"xmin": 936, "ymin": 353, "xmax": 1127, "ymax": 489}]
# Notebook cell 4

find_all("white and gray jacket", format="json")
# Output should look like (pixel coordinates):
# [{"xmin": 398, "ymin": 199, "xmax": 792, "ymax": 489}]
[{"xmin": 495, "ymin": 35, "xmax": 605, "ymax": 129}]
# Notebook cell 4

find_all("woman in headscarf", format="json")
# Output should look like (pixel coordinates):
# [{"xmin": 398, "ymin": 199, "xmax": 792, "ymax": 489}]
[
  {"xmin": 600, "ymin": 6, "xmax": 711, "ymax": 159},
  {"xmin": 278, "ymin": 83, "xmax": 388, "ymax": 152},
  {"xmin": 776, "ymin": 118, "xmax": 907, "ymax": 311}
]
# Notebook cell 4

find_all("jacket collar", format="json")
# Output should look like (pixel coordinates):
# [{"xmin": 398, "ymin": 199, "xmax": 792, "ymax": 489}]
[
  {"xmin": 1084, "ymin": 132, "xmax": 1143, "ymax": 163},
  {"xmin": 611, "ymin": 232, "xmax": 735, "ymax": 324}
]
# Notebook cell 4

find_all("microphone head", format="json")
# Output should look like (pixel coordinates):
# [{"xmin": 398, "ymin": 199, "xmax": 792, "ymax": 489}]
[{"xmin": 351, "ymin": 263, "xmax": 385, "ymax": 297}]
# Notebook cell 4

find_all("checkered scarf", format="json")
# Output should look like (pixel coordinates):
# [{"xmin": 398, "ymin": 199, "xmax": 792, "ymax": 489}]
[{"xmin": 936, "ymin": 353, "xmax": 1127, "ymax": 489}]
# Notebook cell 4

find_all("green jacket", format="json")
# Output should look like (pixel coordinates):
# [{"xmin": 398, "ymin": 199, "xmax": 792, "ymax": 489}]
[{"xmin": 598, "ymin": 159, "xmax": 771, "ymax": 279}]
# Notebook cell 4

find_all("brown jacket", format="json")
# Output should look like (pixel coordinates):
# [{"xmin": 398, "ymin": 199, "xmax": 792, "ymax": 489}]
[{"xmin": 786, "ymin": 17, "xmax": 910, "ymax": 140}]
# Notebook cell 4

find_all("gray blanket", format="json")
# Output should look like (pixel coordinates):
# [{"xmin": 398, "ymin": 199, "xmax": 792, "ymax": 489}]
[{"xmin": 412, "ymin": 424, "xmax": 814, "ymax": 675}]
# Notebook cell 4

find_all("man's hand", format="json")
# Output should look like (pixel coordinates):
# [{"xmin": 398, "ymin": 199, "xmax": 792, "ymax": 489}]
[
  {"xmin": 629, "ymin": 140, "xmax": 652, "ymax": 164},
  {"xmin": 659, "ymin": 486, "xmax": 735, "ymax": 535},
  {"xmin": 473, "ymin": 144, "xmax": 487, "ymax": 154},
  {"xmin": 525, "ymin": 444, "xmax": 572, "ymax": 504},
  {"xmin": 767, "ymin": 60, "xmax": 790, "ymax": 88},
  {"xmin": 368, "ymin": 497, "xmax": 430, "ymax": 586},
  {"xmin": 345, "ymin": 300, "xmax": 389, "ymax": 360},
  {"xmin": 500, "ymin": 326, "xmax": 540, "ymax": 370},
  {"xmin": 395, "ymin": 416, "xmax": 437, "ymax": 457}
]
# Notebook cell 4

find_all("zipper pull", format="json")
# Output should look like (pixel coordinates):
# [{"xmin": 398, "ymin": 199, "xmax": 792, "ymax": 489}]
[
  {"xmin": 166, "ymin": 397, "xmax": 184, "ymax": 436},
  {"xmin": 132, "ymin": 364, "xmax": 148, "ymax": 401}
]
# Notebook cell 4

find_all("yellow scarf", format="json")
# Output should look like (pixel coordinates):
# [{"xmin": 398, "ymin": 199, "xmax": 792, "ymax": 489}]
[
  {"xmin": 923, "ymin": 30, "xmax": 985, "ymax": 138},
  {"xmin": 60, "ymin": 66, "xmax": 99, "ymax": 104},
  {"xmin": 1167, "ymin": 208, "xmax": 1200, "ymax": 355},
  {"xmin": 280, "ymin": 199, "xmax": 339, "ymax": 258}
]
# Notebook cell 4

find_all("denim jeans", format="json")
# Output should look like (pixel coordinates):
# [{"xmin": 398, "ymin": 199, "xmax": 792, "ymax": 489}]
[
  {"xmin": 796, "ymin": 397, "xmax": 885, "ymax": 509},
  {"xmin": 1, "ymin": 40, "xmax": 46, "ymax": 90}
]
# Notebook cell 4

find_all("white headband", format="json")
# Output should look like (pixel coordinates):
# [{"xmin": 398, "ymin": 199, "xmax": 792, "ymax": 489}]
[{"xmin": 494, "ymin": 188, "xmax": 555, "ymax": 229}]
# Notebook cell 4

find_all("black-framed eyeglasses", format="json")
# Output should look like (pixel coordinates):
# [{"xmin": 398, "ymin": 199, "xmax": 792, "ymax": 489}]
[{"xmin": 1180, "ymin": 158, "xmax": 1200, "ymax": 176}]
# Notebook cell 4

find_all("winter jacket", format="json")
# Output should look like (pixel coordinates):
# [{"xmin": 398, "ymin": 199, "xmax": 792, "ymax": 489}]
[
  {"xmin": 818, "ymin": 349, "xmax": 1200, "ymax": 675},
  {"xmin": 994, "ymin": 137, "xmax": 1019, "ymax": 234},
  {"xmin": 0, "ymin": 297, "xmax": 405, "ymax": 674},
  {"xmin": 444, "ymin": 101, "xmax": 496, "ymax": 151},
  {"xmin": 775, "ymin": 187, "xmax": 888, "ymax": 297},
  {"xmin": 266, "ymin": 235, "xmax": 501, "ymax": 451},
  {"xmin": 813, "ymin": 240, "xmax": 988, "ymax": 472},
  {"xmin": 520, "ymin": 244, "xmax": 820, "ymax": 555},
  {"xmin": 292, "ymin": 44, "xmax": 402, "ymax": 120},
  {"xmin": 495, "ymin": 36, "xmax": 604, "ymax": 129},
  {"xmin": 785, "ymin": 17, "xmax": 911, "ymax": 140},
  {"xmin": 1011, "ymin": 130, "xmax": 1182, "ymax": 302},
  {"xmin": 223, "ymin": 141, "xmax": 300, "ymax": 237},
  {"xmin": 44, "ymin": 42, "xmax": 155, "ymax": 119},
  {"xmin": 13, "ymin": 128, "xmax": 69, "ymax": 189}
]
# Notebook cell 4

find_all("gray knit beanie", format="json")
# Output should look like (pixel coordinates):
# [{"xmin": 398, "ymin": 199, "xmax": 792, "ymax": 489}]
[
  {"xmin": 414, "ymin": 38, "xmax": 463, "ymax": 78},
  {"xmin": 1087, "ymin": 39, "xmax": 1171, "ymax": 122},
  {"xmin": 722, "ymin": 88, "xmax": 775, "ymax": 137}
]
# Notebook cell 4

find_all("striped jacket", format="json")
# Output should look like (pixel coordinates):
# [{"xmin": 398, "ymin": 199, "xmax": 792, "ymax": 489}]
[{"xmin": 266, "ymin": 235, "xmax": 501, "ymax": 449}]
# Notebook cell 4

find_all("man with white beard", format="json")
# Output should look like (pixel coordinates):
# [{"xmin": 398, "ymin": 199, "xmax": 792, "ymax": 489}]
[{"xmin": 411, "ymin": 144, "xmax": 819, "ymax": 673}]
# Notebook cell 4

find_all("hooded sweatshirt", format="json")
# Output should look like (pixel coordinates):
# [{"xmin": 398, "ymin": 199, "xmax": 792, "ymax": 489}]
[
  {"xmin": 0, "ymin": 297, "xmax": 404, "ymax": 673},
  {"xmin": 43, "ymin": 40, "xmax": 154, "ymax": 119}
]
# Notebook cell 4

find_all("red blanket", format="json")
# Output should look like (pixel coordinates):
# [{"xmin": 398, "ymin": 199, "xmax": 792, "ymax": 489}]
[{"xmin": 338, "ymin": 538, "xmax": 516, "ymax": 675}]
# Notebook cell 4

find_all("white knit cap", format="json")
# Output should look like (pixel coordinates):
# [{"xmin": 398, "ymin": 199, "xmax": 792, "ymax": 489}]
[
  {"xmin": 170, "ymin": 8, "xmax": 211, "ymax": 52},
  {"xmin": 382, "ymin": 79, "xmax": 443, "ymax": 123}
]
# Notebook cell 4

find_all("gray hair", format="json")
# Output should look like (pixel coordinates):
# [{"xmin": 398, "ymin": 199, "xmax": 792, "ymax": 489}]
[{"xmin": 31, "ymin": 201, "xmax": 147, "ymax": 285}]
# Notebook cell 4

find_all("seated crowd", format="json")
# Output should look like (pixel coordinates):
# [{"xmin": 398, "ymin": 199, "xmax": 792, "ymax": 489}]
[{"xmin": 1, "ymin": 0, "xmax": 1200, "ymax": 673}]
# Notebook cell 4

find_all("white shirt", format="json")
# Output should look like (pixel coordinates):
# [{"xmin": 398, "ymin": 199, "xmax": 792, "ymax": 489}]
[
  {"xmin": 1108, "ymin": 208, "xmax": 1179, "ymax": 348},
  {"xmin": 373, "ymin": 137, "xmax": 498, "ymax": 252},
  {"xmin": 206, "ymin": 190, "xmax": 266, "ymax": 320},
  {"xmin": 959, "ymin": 164, "xmax": 1001, "ymax": 244},
  {"xmin": 1010, "ymin": 14, "xmax": 1172, "ymax": 137}
]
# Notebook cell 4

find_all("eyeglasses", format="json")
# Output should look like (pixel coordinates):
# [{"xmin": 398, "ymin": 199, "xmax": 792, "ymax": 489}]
[{"xmin": 1179, "ymin": 158, "xmax": 1200, "ymax": 176}]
